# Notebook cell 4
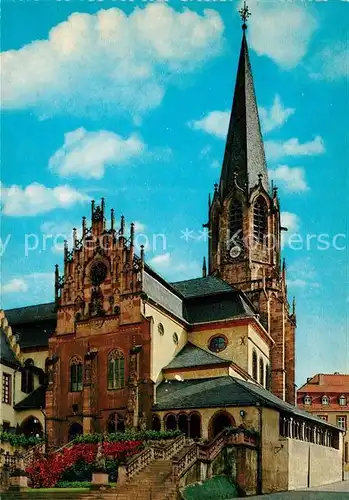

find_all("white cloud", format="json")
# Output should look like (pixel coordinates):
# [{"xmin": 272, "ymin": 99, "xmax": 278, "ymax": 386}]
[
  {"xmin": 1, "ymin": 5, "xmax": 224, "ymax": 117},
  {"xmin": 49, "ymin": 128, "xmax": 145, "ymax": 179},
  {"xmin": 188, "ymin": 110, "xmax": 229, "ymax": 139},
  {"xmin": 2, "ymin": 273, "xmax": 54, "ymax": 301},
  {"xmin": 238, "ymin": 0, "xmax": 317, "ymax": 69},
  {"xmin": 149, "ymin": 252, "xmax": 201, "ymax": 281},
  {"xmin": 0, "ymin": 182, "xmax": 89, "ymax": 216},
  {"xmin": 2, "ymin": 278, "xmax": 28, "ymax": 294},
  {"xmin": 259, "ymin": 95, "xmax": 295, "ymax": 134},
  {"xmin": 150, "ymin": 252, "xmax": 171, "ymax": 267},
  {"xmin": 310, "ymin": 43, "xmax": 349, "ymax": 81},
  {"xmin": 265, "ymin": 136, "xmax": 325, "ymax": 161},
  {"xmin": 287, "ymin": 258, "xmax": 320, "ymax": 289},
  {"xmin": 280, "ymin": 211, "xmax": 301, "ymax": 248},
  {"xmin": 269, "ymin": 165, "xmax": 309, "ymax": 193}
]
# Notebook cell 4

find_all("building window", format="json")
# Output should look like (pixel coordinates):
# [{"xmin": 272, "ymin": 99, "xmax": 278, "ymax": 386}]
[
  {"xmin": 21, "ymin": 359, "xmax": 34, "ymax": 394},
  {"xmin": 2, "ymin": 421, "xmax": 10, "ymax": 432},
  {"xmin": 70, "ymin": 356, "xmax": 83, "ymax": 392},
  {"xmin": 304, "ymin": 395, "xmax": 312, "ymax": 405},
  {"xmin": 321, "ymin": 395, "xmax": 329, "ymax": 405},
  {"xmin": 229, "ymin": 200, "xmax": 243, "ymax": 240},
  {"xmin": 108, "ymin": 349, "xmax": 125, "ymax": 390},
  {"xmin": 265, "ymin": 364, "xmax": 271, "ymax": 390},
  {"xmin": 339, "ymin": 395, "xmax": 347, "ymax": 406},
  {"xmin": 208, "ymin": 335, "xmax": 227, "ymax": 353},
  {"xmin": 2, "ymin": 373, "xmax": 12, "ymax": 405},
  {"xmin": 173, "ymin": 332, "xmax": 179, "ymax": 345},
  {"xmin": 252, "ymin": 350, "xmax": 258, "ymax": 381},
  {"xmin": 336, "ymin": 416, "xmax": 347, "ymax": 430},
  {"xmin": 253, "ymin": 196, "xmax": 268, "ymax": 243},
  {"xmin": 158, "ymin": 323, "xmax": 164, "ymax": 336},
  {"xmin": 259, "ymin": 358, "xmax": 264, "ymax": 386},
  {"xmin": 318, "ymin": 415, "xmax": 328, "ymax": 421}
]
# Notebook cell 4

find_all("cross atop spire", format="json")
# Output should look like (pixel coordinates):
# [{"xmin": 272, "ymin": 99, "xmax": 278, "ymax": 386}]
[{"xmin": 239, "ymin": 1, "xmax": 251, "ymax": 31}]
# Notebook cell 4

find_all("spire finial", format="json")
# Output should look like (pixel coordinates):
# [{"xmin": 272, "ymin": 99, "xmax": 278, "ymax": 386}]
[
  {"xmin": 239, "ymin": 1, "xmax": 251, "ymax": 31},
  {"xmin": 202, "ymin": 256, "xmax": 207, "ymax": 278}
]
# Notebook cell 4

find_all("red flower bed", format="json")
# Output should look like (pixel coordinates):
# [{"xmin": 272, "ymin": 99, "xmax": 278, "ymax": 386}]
[{"xmin": 26, "ymin": 441, "xmax": 142, "ymax": 488}]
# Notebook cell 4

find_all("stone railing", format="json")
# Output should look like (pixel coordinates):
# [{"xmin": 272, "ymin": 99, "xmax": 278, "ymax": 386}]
[
  {"xmin": 23, "ymin": 442, "xmax": 46, "ymax": 469},
  {"xmin": 172, "ymin": 428, "xmax": 258, "ymax": 483},
  {"xmin": 126, "ymin": 445, "xmax": 154, "ymax": 480},
  {"xmin": 126, "ymin": 434, "xmax": 187, "ymax": 480},
  {"xmin": 172, "ymin": 442, "xmax": 197, "ymax": 480}
]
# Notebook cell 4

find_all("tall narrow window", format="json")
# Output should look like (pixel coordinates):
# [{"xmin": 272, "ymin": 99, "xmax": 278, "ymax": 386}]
[
  {"xmin": 265, "ymin": 364, "xmax": 271, "ymax": 390},
  {"xmin": 259, "ymin": 358, "xmax": 264, "ymax": 386},
  {"xmin": 229, "ymin": 200, "xmax": 243, "ymax": 240},
  {"xmin": 70, "ymin": 356, "xmax": 83, "ymax": 392},
  {"xmin": 252, "ymin": 350, "xmax": 258, "ymax": 381},
  {"xmin": 2, "ymin": 373, "xmax": 12, "ymax": 404},
  {"xmin": 21, "ymin": 359, "xmax": 34, "ymax": 394},
  {"xmin": 253, "ymin": 196, "xmax": 268, "ymax": 243},
  {"xmin": 108, "ymin": 349, "xmax": 125, "ymax": 390}
]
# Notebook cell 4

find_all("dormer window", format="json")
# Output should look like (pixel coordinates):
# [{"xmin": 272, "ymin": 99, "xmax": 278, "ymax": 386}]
[
  {"xmin": 339, "ymin": 395, "xmax": 347, "ymax": 406},
  {"xmin": 304, "ymin": 395, "xmax": 312, "ymax": 405},
  {"xmin": 321, "ymin": 395, "xmax": 329, "ymax": 405}
]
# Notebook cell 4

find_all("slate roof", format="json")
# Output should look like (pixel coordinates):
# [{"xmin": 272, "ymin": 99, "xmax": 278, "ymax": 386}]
[
  {"xmin": 154, "ymin": 376, "xmax": 341, "ymax": 430},
  {"xmin": 164, "ymin": 342, "xmax": 228, "ymax": 370},
  {"xmin": 171, "ymin": 276, "xmax": 234, "ymax": 299},
  {"xmin": 184, "ymin": 293, "xmax": 255, "ymax": 324},
  {"xmin": 6, "ymin": 303, "xmax": 56, "ymax": 349},
  {"xmin": 0, "ymin": 326, "xmax": 19, "ymax": 367},
  {"xmin": 14, "ymin": 385, "xmax": 46, "ymax": 411}
]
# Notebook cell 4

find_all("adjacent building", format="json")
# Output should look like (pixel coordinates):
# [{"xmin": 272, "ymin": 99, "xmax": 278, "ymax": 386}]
[{"xmin": 297, "ymin": 373, "xmax": 349, "ymax": 466}]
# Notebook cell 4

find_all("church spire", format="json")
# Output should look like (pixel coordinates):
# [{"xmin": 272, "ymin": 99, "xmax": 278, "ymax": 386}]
[{"xmin": 219, "ymin": 3, "xmax": 268, "ymax": 198}]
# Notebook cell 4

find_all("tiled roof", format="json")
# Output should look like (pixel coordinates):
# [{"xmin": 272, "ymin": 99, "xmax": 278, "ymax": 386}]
[
  {"xmin": 164, "ymin": 342, "xmax": 228, "ymax": 370},
  {"xmin": 14, "ymin": 385, "xmax": 46, "ymax": 410},
  {"xmin": 0, "ymin": 327, "xmax": 19, "ymax": 367},
  {"xmin": 171, "ymin": 276, "xmax": 234, "ymax": 299},
  {"xmin": 6, "ymin": 303, "xmax": 56, "ymax": 349},
  {"xmin": 298, "ymin": 374, "xmax": 349, "ymax": 394},
  {"xmin": 154, "ymin": 376, "xmax": 341, "ymax": 430}
]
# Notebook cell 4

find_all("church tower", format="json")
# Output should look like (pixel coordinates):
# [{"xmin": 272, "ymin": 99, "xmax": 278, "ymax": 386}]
[{"xmin": 206, "ymin": 4, "xmax": 296, "ymax": 404}]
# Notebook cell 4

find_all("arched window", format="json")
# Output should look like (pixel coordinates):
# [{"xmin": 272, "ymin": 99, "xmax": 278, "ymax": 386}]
[
  {"xmin": 304, "ymin": 395, "xmax": 312, "ymax": 405},
  {"xmin": 21, "ymin": 359, "xmax": 34, "ymax": 394},
  {"xmin": 265, "ymin": 364, "xmax": 271, "ymax": 390},
  {"xmin": 252, "ymin": 350, "xmax": 258, "ymax": 381},
  {"xmin": 70, "ymin": 356, "xmax": 83, "ymax": 392},
  {"xmin": 107, "ymin": 349, "xmax": 125, "ymax": 390},
  {"xmin": 253, "ymin": 196, "xmax": 268, "ymax": 243},
  {"xmin": 152, "ymin": 414, "xmax": 161, "ymax": 432},
  {"xmin": 259, "ymin": 358, "xmax": 264, "ymax": 386},
  {"xmin": 189, "ymin": 413, "xmax": 201, "ymax": 439},
  {"xmin": 178, "ymin": 414, "xmax": 188, "ymax": 436},
  {"xmin": 339, "ymin": 395, "xmax": 347, "ymax": 406},
  {"xmin": 322, "ymin": 395, "xmax": 329, "ymax": 405},
  {"xmin": 107, "ymin": 412, "xmax": 125, "ymax": 433},
  {"xmin": 165, "ymin": 414, "xmax": 177, "ymax": 431},
  {"xmin": 229, "ymin": 200, "xmax": 243, "ymax": 240}
]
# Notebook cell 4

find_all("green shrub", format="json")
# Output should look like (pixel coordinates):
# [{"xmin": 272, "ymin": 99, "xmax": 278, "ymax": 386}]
[
  {"xmin": 0, "ymin": 432, "xmax": 44, "ymax": 449},
  {"xmin": 55, "ymin": 481, "xmax": 91, "ymax": 488},
  {"xmin": 183, "ymin": 475, "xmax": 238, "ymax": 500},
  {"xmin": 73, "ymin": 430, "xmax": 181, "ymax": 444}
]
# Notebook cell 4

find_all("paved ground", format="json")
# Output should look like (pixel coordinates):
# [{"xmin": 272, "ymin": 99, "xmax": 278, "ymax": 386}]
[{"xmin": 246, "ymin": 478, "xmax": 349, "ymax": 499}]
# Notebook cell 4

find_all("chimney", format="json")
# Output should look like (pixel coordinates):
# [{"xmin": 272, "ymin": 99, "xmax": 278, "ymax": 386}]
[{"xmin": 318, "ymin": 374, "xmax": 324, "ymax": 385}]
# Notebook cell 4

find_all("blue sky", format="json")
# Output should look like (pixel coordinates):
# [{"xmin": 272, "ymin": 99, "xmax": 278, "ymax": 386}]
[{"xmin": 1, "ymin": 0, "xmax": 348, "ymax": 385}]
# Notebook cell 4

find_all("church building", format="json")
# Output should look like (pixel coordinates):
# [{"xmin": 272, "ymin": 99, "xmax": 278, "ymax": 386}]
[{"xmin": 2, "ymin": 8, "xmax": 344, "ymax": 493}]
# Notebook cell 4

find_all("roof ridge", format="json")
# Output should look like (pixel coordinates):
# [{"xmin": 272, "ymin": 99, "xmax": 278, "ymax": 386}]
[{"xmin": 5, "ymin": 301, "xmax": 55, "ymax": 313}]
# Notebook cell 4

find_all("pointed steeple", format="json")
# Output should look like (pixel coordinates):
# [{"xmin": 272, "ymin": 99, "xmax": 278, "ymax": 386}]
[{"xmin": 219, "ymin": 8, "xmax": 268, "ymax": 198}]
